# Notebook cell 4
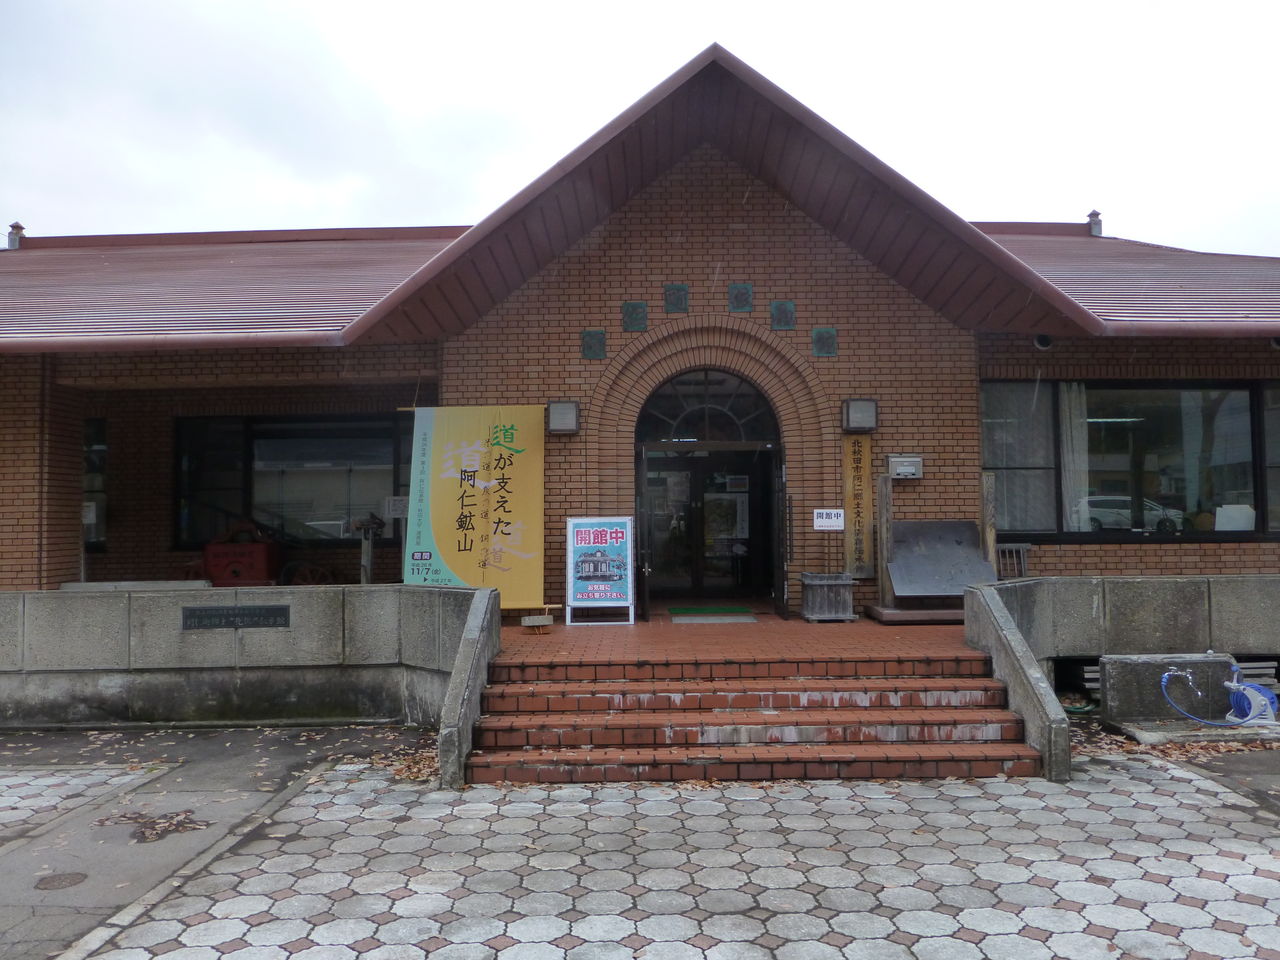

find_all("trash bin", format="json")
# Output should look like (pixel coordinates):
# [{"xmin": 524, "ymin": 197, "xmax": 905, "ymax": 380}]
[{"xmin": 800, "ymin": 572, "xmax": 857, "ymax": 622}]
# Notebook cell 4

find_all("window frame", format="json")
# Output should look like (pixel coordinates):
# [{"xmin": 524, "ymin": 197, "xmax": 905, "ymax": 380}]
[
  {"xmin": 983, "ymin": 378, "xmax": 1276, "ymax": 544},
  {"xmin": 173, "ymin": 413, "xmax": 412, "ymax": 550}
]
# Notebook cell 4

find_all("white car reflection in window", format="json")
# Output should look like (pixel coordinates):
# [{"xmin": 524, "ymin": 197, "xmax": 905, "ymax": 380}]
[{"xmin": 1079, "ymin": 497, "xmax": 1183, "ymax": 533}]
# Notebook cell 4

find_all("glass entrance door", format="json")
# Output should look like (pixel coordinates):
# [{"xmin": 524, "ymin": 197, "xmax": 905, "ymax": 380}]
[{"xmin": 643, "ymin": 448, "xmax": 772, "ymax": 598}]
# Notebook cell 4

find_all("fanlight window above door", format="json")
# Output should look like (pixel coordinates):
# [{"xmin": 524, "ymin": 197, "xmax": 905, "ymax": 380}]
[{"xmin": 636, "ymin": 370, "xmax": 779, "ymax": 443}]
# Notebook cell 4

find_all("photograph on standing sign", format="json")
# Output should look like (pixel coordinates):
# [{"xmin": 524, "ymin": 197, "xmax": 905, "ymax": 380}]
[{"xmin": 567, "ymin": 517, "xmax": 633, "ymax": 607}]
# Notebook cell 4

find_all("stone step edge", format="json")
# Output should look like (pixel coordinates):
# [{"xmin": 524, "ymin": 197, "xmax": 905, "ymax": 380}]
[
  {"xmin": 468, "ymin": 741, "xmax": 1040, "ymax": 765},
  {"xmin": 490, "ymin": 652, "xmax": 990, "ymax": 667},
  {"xmin": 468, "ymin": 756, "xmax": 1042, "ymax": 784},
  {"xmin": 475, "ymin": 707, "xmax": 1022, "ymax": 730},
  {"xmin": 484, "ymin": 677, "xmax": 1008, "ymax": 695},
  {"xmin": 489, "ymin": 661, "xmax": 991, "ymax": 681}
]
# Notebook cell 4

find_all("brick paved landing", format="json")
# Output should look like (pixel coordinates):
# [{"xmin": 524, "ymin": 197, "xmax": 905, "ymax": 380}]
[{"xmin": 470, "ymin": 617, "xmax": 1040, "ymax": 783}]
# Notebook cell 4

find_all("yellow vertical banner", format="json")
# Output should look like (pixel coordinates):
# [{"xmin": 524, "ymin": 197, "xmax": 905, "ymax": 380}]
[
  {"xmin": 844, "ymin": 434, "xmax": 874, "ymax": 578},
  {"xmin": 403, "ymin": 405, "xmax": 545, "ymax": 608}
]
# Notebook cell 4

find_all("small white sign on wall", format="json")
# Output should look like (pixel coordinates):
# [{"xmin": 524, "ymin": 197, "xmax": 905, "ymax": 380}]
[{"xmin": 813, "ymin": 509, "xmax": 845, "ymax": 531}]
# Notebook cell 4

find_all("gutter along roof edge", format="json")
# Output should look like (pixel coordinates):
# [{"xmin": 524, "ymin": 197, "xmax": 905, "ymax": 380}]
[{"xmin": 0, "ymin": 329, "xmax": 347, "ymax": 354}]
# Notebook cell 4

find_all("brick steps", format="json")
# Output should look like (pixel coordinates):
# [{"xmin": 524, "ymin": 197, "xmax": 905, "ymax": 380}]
[
  {"xmin": 467, "ymin": 742, "xmax": 1041, "ymax": 784},
  {"xmin": 468, "ymin": 643, "xmax": 1041, "ymax": 784},
  {"xmin": 474, "ymin": 707, "xmax": 1023, "ymax": 748},
  {"xmin": 488, "ymin": 653, "xmax": 990, "ymax": 684},
  {"xmin": 483, "ymin": 677, "xmax": 1007, "ymax": 712}
]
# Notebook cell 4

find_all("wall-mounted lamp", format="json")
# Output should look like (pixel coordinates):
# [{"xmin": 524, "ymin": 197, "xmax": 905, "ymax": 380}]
[
  {"xmin": 547, "ymin": 401, "xmax": 580, "ymax": 434},
  {"xmin": 842, "ymin": 398, "xmax": 878, "ymax": 433}
]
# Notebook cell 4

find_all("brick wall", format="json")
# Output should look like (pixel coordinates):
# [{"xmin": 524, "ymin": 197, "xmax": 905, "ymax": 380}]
[
  {"xmin": 443, "ymin": 146, "xmax": 983, "ymax": 606},
  {"xmin": 0, "ymin": 356, "xmax": 83, "ymax": 588}
]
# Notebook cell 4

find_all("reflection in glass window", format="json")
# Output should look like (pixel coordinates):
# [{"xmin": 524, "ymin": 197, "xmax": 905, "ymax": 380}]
[
  {"xmin": 176, "ymin": 416, "xmax": 408, "ymax": 547},
  {"xmin": 1061, "ymin": 386, "xmax": 1253, "ymax": 533},
  {"xmin": 252, "ymin": 422, "xmax": 392, "ymax": 540}
]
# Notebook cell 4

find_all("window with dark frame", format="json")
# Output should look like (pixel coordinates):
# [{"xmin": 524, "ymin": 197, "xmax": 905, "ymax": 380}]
[
  {"xmin": 84, "ymin": 418, "xmax": 107, "ymax": 549},
  {"xmin": 175, "ymin": 415, "xmax": 411, "ymax": 548},
  {"xmin": 982, "ymin": 381, "xmax": 1267, "ymax": 538}
]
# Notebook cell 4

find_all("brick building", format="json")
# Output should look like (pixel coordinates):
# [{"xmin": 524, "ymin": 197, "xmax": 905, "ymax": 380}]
[{"xmin": 3, "ymin": 45, "xmax": 1280, "ymax": 614}]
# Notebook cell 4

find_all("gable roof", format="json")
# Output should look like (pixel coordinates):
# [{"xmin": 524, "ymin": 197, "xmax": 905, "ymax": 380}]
[{"xmin": 345, "ymin": 44, "xmax": 1106, "ymax": 345}]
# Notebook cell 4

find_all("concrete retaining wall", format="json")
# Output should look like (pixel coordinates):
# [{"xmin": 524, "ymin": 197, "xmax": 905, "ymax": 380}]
[
  {"xmin": 990, "ymin": 576, "xmax": 1280, "ymax": 665},
  {"xmin": 0, "ymin": 584, "xmax": 489, "ymax": 727},
  {"xmin": 965, "ymin": 575, "xmax": 1280, "ymax": 781}
]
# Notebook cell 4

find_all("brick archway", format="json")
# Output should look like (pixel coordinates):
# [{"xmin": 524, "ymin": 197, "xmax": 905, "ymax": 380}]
[{"xmin": 583, "ymin": 315, "xmax": 838, "ymax": 519}]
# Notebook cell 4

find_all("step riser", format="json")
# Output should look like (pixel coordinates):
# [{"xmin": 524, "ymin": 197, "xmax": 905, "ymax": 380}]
[
  {"xmin": 483, "ymin": 688, "xmax": 1006, "ymax": 712},
  {"xmin": 468, "ymin": 757, "xmax": 1041, "ymax": 784},
  {"xmin": 490, "ymin": 659, "xmax": 990, "ymax": 683},
  {"xmin": 476, "ymin": 721, "xmax": 1022, "ymax": 749}
]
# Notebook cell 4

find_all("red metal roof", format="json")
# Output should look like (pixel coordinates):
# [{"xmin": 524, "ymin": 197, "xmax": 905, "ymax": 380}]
[
  {"xmin": 982, "ymin": 228, "xmax": 1280, "ymax": 335},
  {"xmin": 0, "ymin": 227, "xmax": 464, "ymax": 352}
]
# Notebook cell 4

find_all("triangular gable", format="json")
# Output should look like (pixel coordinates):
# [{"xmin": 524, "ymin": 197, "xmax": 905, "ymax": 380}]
[{"xmin": 346, "ymin": 44, "xmax": 1106, "ymax": 345}]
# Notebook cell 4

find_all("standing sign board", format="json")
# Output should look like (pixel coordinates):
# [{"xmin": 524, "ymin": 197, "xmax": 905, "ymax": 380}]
[
  {"xmin": 566, "ymin": 517, "xmax": 634, "ymax": 625},
  {"xmin": 402, "ymin": 405, "xmax": 545, "ymax": 608}
]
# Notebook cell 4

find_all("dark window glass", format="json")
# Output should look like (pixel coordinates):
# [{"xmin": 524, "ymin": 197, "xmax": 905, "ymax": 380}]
[
  {"xmin": 1266, "ymin": 386, "xmax": 1280, "ymax": 531},
  {"xmin": 636, "ymin": 370, "xmax": 779, "ymax": 443},
  {"xmin": 84, "ymin": 419, "xmax": 107, "ymax": 548},
  {"xmin": 176, "ymin": 416, "xmax": 408, "ymax": 547},
  {"xmin": 177, "ymin": 418, "xmax": 245, "ymax": 545}
]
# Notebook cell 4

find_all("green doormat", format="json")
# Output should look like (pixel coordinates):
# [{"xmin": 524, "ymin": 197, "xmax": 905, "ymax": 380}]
[{"xmin": 667, "ymin": 606, "xmax": 751, "ymax": 615}]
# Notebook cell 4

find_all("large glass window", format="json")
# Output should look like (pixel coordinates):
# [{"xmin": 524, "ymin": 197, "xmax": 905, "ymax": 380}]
[
  {"xmin": 176, "ymin": 416, "xmax": 409, "ymax": 547},
  {"xmin": 982, "ymin": 381, "xmax": 1263, "ymax": 537}
]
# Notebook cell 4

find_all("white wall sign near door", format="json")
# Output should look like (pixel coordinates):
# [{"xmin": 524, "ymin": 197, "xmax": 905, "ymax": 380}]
[{"xmin": 813, "ymin": 509, "xmax": 845, "ymax": 531}]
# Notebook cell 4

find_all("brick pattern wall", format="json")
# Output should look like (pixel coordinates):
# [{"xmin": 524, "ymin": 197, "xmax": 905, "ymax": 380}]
[
  {"xmin": 0, "ymin": 357, "xmax": 83, "ymax": 588},
  {"xmin": 443, "ymin": 147, "xmax": 982, "ymax": 607},
  {"xmin": 57, "ymin": 342, "xmax": 439, "ymax": 390},
  {"xmin": 980, "ymin": 333, "xmax": 1280, "ymax": 578}
]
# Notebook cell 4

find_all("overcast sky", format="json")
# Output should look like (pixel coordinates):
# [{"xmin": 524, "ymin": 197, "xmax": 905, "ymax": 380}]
[{"xmin": 5, "ymin": 1, "xmax": 1279, "ymax": 256}]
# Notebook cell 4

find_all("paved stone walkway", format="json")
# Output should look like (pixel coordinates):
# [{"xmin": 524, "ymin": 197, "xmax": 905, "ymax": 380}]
[
  {"xmin": 64, "ymin": 754, "xmax": 1280, "ymax": 960},
  {"xmin": 0, "ymin": 766, "xmax": 148, "ymax": 834}
]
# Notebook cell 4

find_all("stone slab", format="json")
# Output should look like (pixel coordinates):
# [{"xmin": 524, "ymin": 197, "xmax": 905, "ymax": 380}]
[
  {"xmin": 130, "ymin": 591, "xmax": 236, "ymax": 668},
  {"xmin": 1209, "ymin": 576, "xmax": 1280, "ymax": 654},
  {"xmin": 234, "ymin": 588, "xmax": 343, "ymax": 667},
  {"xmin": 0, "ymin": 592, "xmax": 22, "ymax": 671},
  {"xmin": 343, "ymin": 586, "xmax": 401, "ymax": 664},
  {"xmin": 24, "ymin": 592, "xmax": 129, "ymax": 671},
  {"xmin": 1100, "ymin": 652, "xmax": 1235, "ymax": 723},
  {"xmin": 1103, "ymin": 577, "xmax": 1210, "ymax": 655}
]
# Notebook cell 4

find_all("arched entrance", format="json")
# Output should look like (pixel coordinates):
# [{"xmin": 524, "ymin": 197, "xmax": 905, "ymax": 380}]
[{"xmin": 636, "ymin": 369, "xmax": 784, "ymax": 615}]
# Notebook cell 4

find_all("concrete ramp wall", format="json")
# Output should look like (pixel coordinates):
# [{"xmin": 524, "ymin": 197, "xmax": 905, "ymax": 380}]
[
  {"xmin": 0, "ymin": 585, "xmax": 493, "ymax": 727},
  {"xmin": 989, "ymin": 575, "xmax": 1280, "ymax": 662}
]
